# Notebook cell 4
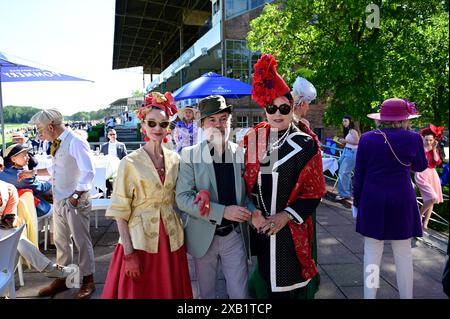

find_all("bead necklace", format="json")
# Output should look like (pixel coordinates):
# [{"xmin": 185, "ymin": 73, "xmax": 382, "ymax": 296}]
[{"xmin": 268, "ymin": 123, "xmax": 291, "ymax": 153}]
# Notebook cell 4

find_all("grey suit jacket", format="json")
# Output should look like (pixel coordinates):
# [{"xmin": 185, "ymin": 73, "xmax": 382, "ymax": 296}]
[
  {"xmin": 176, "ymin": 140, "xmax": 256, "ymax": 258},
  {"xmin": 100, "ymin": 141, "xmax": 127, "ymax": 159}
]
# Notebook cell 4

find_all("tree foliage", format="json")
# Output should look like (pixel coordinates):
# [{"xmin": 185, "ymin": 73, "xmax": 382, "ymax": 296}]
[
  {"xmin": 2, "ymin": 105, "xmax": 42, "ymax": 123},
  {"xmin": 3, "ymin": 105, "xmax": 109, "ymax": 122},
  {"xmin": 247, "ymin": 0, "xmax": 449, "ymax": 131}
]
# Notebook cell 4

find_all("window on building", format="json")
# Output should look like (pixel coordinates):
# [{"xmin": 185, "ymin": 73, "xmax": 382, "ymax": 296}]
[
  {"xmin": 226, "ymin": 40, "xmax": 255, "ymax": 83},
  {"xmin": 225, "ymin": 0, "xmax": 273, "ymax": 19},
  {"xmin": 236, "ymin": 115, "xmax": 249, "ymax": 128},
  {"xmin": 213, "ymin": 0, "xmax": 220, "ymax": 14},
  {"xmin": 252, "ymin": 116, "xmax": 264, "ymax": 126}
]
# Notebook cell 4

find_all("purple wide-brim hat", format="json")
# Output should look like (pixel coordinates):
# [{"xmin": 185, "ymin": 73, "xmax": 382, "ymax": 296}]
[{"xmin": 367, "ymin": 98, "xmax": 420, "ymax": 121}]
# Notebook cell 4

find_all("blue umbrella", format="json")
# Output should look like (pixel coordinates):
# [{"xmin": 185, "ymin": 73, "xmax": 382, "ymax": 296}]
[
  {"xmin": 172, "ymin": 72, "xmax": 252, "ymax": 100},
  {"xmin": 0, "ymin": 51, "xmax": 92, "ymax": 152}
]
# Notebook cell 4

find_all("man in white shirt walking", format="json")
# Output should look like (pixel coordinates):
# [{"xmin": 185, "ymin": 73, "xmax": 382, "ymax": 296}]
[{"xmin": 19, "ymin": 109, "xmax": 96, "ymax": 299}]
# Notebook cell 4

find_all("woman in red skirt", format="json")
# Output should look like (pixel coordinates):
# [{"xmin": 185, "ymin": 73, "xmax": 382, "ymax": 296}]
[
  {"xmin": 102, "ymin": 92, "xmax": 193, "ymax": 299},
  {"xmin": 415, "ymin": 124, "xmax": 445, "ymax": 230}
]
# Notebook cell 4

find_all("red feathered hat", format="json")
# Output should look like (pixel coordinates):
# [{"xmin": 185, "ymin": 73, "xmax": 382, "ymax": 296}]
[
  {"xmin": 136, "ymin": 91, "xmax": 177, "ymax": 121},
  {"xmin": 421, "ymin": 124, "xmax": 445, "ymax": 140},
  {"xmin": 251, "ymin": 54, "xmax": 291, "ymax": 107}
]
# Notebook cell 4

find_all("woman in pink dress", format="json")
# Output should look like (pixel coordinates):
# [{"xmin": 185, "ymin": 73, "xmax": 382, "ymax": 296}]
[
  {"xmin": 102, "ymin": 92, "xmax": 193, "ymax": 299},
  {"xmin": 415, "ymin": 124, "xmax": 444, "ymax": 229}
]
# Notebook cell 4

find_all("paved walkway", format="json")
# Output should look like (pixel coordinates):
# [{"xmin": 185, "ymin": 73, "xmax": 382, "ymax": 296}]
[{"xmin": 15, "ymin": 199, "xmax": 448, "ymax": 299}]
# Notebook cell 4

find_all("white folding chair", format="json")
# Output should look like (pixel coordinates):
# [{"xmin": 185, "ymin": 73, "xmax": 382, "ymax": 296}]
[
  {"xmin": 0, "ymin": 225, "xmax": 25, "ymax": 298},
  {"xmin": 90, "ymin": 166, "xmax": 108, "ymax": 228},
  {"xmin": 37, "ymin": 205, "xmax": 53, "ymax": 251}
]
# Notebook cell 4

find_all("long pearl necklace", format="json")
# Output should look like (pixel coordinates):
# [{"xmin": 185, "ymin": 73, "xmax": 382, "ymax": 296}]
[
  {"xmin": 257, "ymin": 124, "xmax": 291, "ymax": 216},
  {"xmin": 257, "ymin": 172, "xmax": 270, "ymax": 216},
  {"xmin": 268, "ymin": 123, "xmax": 291, "ymax": 153}
]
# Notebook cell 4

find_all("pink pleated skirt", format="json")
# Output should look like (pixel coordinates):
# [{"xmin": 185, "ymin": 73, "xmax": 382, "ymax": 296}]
[{"xmin": 415, "ymin": 168, "xmax": 444, "ymax": 203}]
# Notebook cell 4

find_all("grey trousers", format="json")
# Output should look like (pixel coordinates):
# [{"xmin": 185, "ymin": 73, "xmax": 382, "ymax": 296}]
[
  {"xmin": 53, "ymin": 195, "xmax": 95, "ymax": 276},
  {"xmin": 0, "ymin": 228, "xmax": 51, "ymax": 272},
  {"xmin": 194, "ymin": 229, "xmax": 249, "ymax": 299}
]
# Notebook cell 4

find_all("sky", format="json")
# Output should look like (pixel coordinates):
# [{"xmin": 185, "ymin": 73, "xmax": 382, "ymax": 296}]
[{"xmin": 0, "ymin": 0, "xmax": 151, "ymax": 115}]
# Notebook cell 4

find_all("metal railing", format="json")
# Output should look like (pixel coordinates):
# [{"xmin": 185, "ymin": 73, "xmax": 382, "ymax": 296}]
[{"xmin": 88, "ymin": 141, "xmax": 144, "ymax": 154}]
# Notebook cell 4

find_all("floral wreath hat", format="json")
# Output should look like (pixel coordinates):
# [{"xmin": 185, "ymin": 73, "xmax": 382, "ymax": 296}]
[
  {"xmin": 251, "ymin": 53, "xmax": 291, "ymax": 107},
  {"xmin": 135, "ymin": 91, "xmax": 178, "ymax": 142}
]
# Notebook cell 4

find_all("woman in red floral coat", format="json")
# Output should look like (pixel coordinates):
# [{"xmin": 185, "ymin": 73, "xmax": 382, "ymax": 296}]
[{"xmin": 243, "ymin": 54, "xmax": 326, "ymax": 298}]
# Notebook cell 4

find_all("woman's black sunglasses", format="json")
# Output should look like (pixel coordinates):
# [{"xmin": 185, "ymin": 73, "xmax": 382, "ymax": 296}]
[
  {"xmin": 145, "ymin": 120, "xmax": 170, "ymax": 129},
  {"xmin": 265, "ymin": 103, "xmax": 292, "ymax": 115}
]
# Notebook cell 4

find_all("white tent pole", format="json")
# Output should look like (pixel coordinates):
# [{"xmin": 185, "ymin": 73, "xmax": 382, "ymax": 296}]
[{"xmin": 0, "ymin": 70, "xmax": 6, "ymax": 154}]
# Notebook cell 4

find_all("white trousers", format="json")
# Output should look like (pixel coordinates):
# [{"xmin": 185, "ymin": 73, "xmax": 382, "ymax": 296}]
[
  {"xmin": 363, "ymin": 237, "xmax": 413, "ymax": 299},
  {"xmin": 0, "ymin": 228, "xmax": 51, "ymax": 272}
]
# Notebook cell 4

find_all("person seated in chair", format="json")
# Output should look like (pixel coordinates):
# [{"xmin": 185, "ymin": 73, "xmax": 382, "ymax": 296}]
[
  {"xmin": 0, "ymin": 157, "xmax": 70, "ymax": 280},
  {"xmin": 0, "ymin": 144, "xmax": 52, "ymax": 217},
  {"xmin": 100, "ymin": 129, "xmax": 127, "ymax": 160},
  {"xmin": 11, "ymin": 132, "xmax": 39, "ymax": 170}
]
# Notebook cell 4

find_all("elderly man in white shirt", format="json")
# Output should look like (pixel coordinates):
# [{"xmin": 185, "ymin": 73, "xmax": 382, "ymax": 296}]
[{"xmin": 18, "ymin": 109, "xmax": 96, "ymax": 299}]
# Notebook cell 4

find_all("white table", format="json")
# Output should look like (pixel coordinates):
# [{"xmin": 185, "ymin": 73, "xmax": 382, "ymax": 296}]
[
  {"xmin": 322, "ymin": 156, "xmax": 339, "ymax": 175},
  {"xmin": 34, "ymin": 154, "xmax": 121, "ymax": 180}
]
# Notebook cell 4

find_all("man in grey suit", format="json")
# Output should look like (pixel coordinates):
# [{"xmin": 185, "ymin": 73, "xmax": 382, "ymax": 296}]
[
  {"xmin": 100, "ymin": 129, "xmax": 127, "ymax": 160},
  {"xmin": 176, "ymin": 95, "xmax": 258, "ymax": 299}
]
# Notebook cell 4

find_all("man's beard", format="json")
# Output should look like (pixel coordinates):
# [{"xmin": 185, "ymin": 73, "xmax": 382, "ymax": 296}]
[{"xmin": 206, "ymin": 127, "xmax": 229, "ymax": 145}]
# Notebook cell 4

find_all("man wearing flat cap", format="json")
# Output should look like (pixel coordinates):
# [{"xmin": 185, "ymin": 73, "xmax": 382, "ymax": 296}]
[
  {"xmin": 18, "ymin": 108, "xmax": 96, "ymax": 299},
  {"xmin": 176, "ymin": 95, "xmax": 258, "ymax": 299}
]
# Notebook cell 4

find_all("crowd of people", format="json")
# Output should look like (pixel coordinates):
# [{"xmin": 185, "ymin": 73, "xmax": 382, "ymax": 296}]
[{"xmin": 0, "ymin": 53, "xmax": 448, "ymax": 300}]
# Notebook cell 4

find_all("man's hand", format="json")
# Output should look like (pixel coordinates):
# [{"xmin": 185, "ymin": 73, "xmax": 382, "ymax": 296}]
[
  {"xmin": 194, "ymin": 190, "xmax": 211, "ymax": 216},
  {"xmin": 68, "ymin": 191, "xmax": 85, "ymax": 208},
  {"xmin": 17, "ymin": 170, "xmax": 34, "ymax": 182},
  {"xmin": 124, "ymin": 251, "xmax": 142, "ymax": 280},
  {"xmin": 224, "ymin": 205, "xmax": 251, "ymax": 223},
  {"xmin": 251, "ymin": 210, "xmax": 266, "ymax": 230}
]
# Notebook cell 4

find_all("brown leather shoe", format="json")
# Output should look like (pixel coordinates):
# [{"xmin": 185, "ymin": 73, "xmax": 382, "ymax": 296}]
[
  {"xmin": 75, "ymin": 274, "xmax": 96, "ymax": 299},
  {"xmin": 38, "ymin": 278, "xmax": 69, "ymax": 297}
]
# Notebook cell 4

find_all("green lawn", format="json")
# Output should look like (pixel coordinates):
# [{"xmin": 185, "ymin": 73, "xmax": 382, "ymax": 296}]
[{"xmin": 0, "ymin": 123, "xmax": 35, "ymax": 144}]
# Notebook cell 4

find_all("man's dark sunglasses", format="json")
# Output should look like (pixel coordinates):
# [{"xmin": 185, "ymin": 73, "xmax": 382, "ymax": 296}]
[
  {"xmin": 265, "ymin": 103, "xmax": 292, "ymax": 115},
  {"xmin": 145, "ymin": 120, "xmax": 170, "ymax": 129}
]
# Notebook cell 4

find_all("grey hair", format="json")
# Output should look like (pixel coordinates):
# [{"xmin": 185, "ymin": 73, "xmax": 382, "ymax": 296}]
[
  {"xmin": 29, "ymin": 108, "xmax": 64, "ymax": 126},
  {"xmin": 375, "ymin": 120, "xmax": 410, "ymax": 129}
]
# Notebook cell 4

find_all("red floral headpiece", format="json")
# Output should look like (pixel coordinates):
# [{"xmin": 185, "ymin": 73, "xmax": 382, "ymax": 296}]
[
  {"xmin": 135, "ymin": 91, "xmax": 177, "ymax": 120},
  {"xmin": 421, "ymin": 124, "xmax": 445, "ymax": 140},
  {"xmin": 251, "ymin": 54, "xmax": 291, "ymax": 107}
]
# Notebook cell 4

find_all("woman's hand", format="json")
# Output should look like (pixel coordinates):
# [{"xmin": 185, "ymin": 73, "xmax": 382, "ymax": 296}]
[
  {"xmin": 338, "ymin": 138, "xmax": 346, "ymax": 145},
  {"xmin": 260, "ymin": 211, "xmax": 291, "ymax": 236},
  {"xmin": 124, "ymin": 251, "xmax": 142, "ymax": 280},
  {"xmin": 432, "ymin": 140, "xmax": 438, "ymax": 149}
]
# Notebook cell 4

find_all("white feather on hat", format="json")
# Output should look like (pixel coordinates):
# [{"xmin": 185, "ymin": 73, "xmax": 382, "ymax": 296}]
[{"xmin": 292, "ymin": 77, "xmax": 317, "ymax": 103}]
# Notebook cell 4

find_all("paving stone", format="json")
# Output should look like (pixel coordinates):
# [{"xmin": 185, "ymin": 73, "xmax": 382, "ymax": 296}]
[
  {"xmin": 340, "ymin": 278, "xmax": 399, "ymax": 299},
  {"xmin": 318, "ymin": 243, "xmax": 360, "ymax": 265},
  {"xmin": 315, "ymin": 268, "xmax": 346, "ymax": 299},
  {"xmin": 95, "ymin": 232, "xmax": 119, "ymax": 246},
  {"xmin": 94, "ymin": 245, "xmax": 116, "ymax": 263},
  {"xmin": 316, "ymin": 210, "xmax": 353, "ymax": 226},
  {"xmin": 15, "ymin": 273, "xmax": 55, "ymax": 298},
  {"xmin": 321, "ymin": 263, "xmax": 364, "ymax": 287}
]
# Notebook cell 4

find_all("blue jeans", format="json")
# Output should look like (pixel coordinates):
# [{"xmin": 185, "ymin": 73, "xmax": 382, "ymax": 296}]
[{"xmin": 337, "ymin": 147, "xmax": 357, "ymax": 198}]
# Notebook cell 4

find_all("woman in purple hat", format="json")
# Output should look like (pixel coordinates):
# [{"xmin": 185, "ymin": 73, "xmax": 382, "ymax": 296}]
[{"xmin": 353, "ymin": 98, "xmax": 428, "ymax": 299}]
